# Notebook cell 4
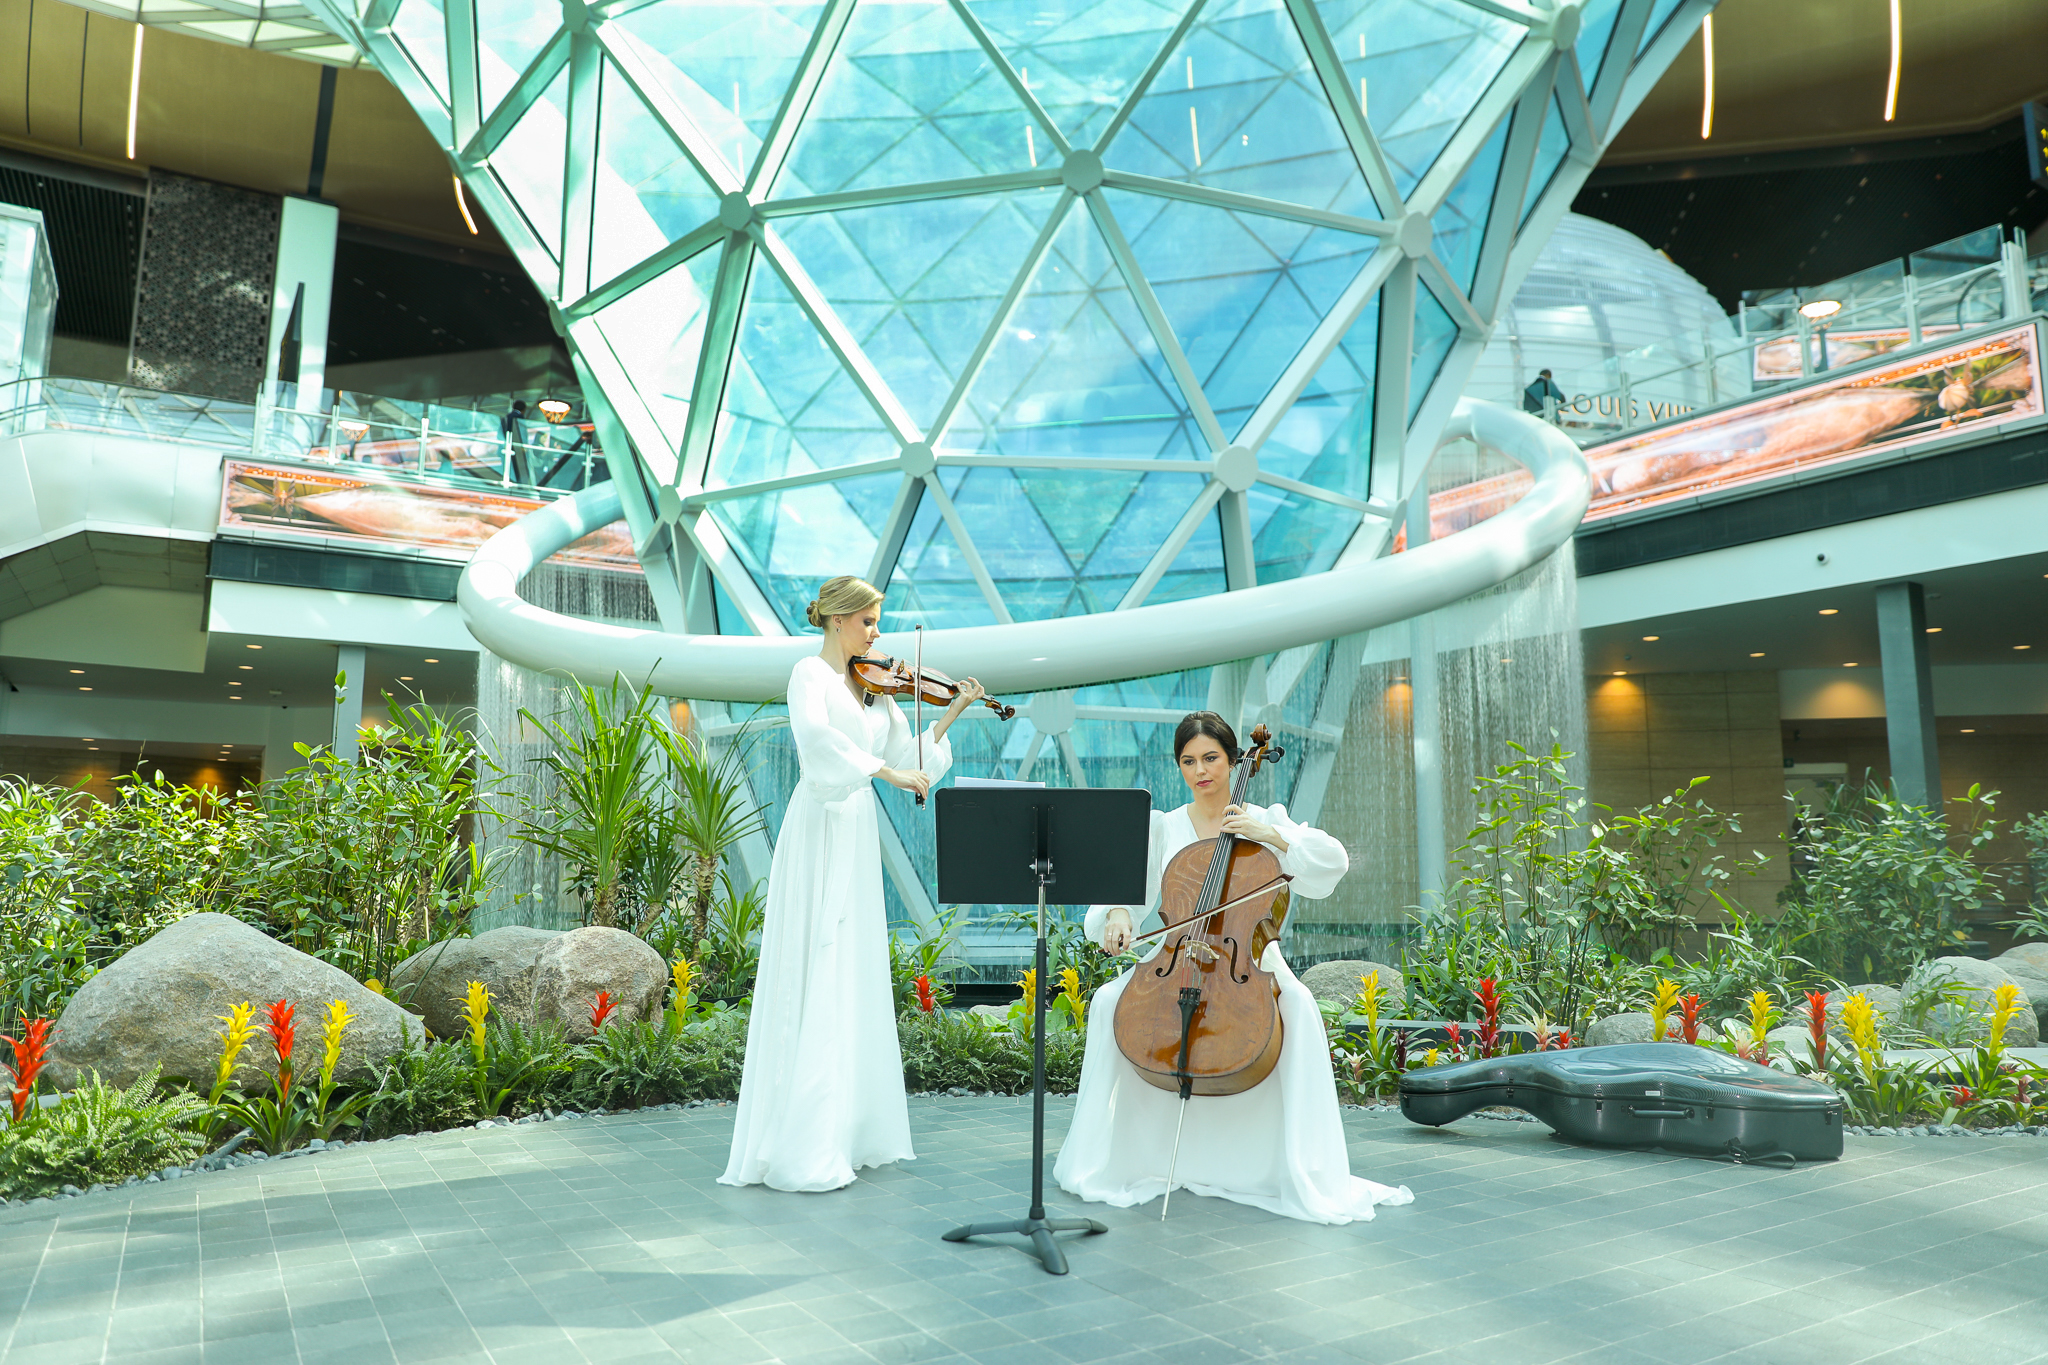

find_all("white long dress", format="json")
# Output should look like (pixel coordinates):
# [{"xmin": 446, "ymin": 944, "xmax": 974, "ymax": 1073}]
[
  {"xmin": 1053, "ymin": 803, "xmax": 1414, "ymax": 1224},
  {"xmin": 719, "ymin": 655, "xmax": 952, "ymax": 1192}
]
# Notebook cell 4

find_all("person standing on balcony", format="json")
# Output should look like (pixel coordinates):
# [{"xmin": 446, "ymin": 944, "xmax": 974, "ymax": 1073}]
[
  {"xmin": 1522, "ymin": 369, "xmax": 1565, "ymax": 419},
  {"xmin": 720, "ymin": 575, "xmax": 985, "ymax": 1192}
]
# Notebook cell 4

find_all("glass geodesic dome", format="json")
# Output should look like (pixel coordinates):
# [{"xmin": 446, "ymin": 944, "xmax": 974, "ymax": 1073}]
[{"xmin": 316, "ymin": 0, "xmax": 1710, "ymax": 949}]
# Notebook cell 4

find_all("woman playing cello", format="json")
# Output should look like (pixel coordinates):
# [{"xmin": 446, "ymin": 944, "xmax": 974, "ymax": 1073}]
[
  {"xmin": 721, "ymin": 575, "xmax": 985, "ymax": 1192},
  {"xmin": 1053, "ymin": 711, "xmax": 1413, "ymax": 1224}
]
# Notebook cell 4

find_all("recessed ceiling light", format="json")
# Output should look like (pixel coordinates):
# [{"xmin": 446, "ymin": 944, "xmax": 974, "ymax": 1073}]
[
  {"xmin": 2019, "ymin": 645, "xmax": 2034, "ymax": 651},
  {"xmin": 399, "ymin": 676, "xmax": 414, "ymax": 681},
  {"xmin": 1642, "ymin": 635, "xmax": 1660, "ymax": 641},
  {"xmin": 423, "ymin": 658, "xmax": 439, "ymax": 664},
  {"xmin": 1818, "ymin": 608, "xmax": 1839, "ymax": 616},
  {"xmin": 68, "ymin": 669, "xmax": 84, "ymax": 675},
  {"xmin": 238, "ymin": 664, "xmax": 253, "ymax": 670},
  {"xmin": 1613, "ymin": 670, "xmax": 1626, "ymax": 676},
  {"xmin": 230, "ymin": 696, "xmax": 243, "ymax": 701},
  {"xmin": 1926, "ymin": 627, "xmax": 1942, "ymax": 633},
  {"xmin": 1749, "ymin": 652, "xmax": 1766, "ymax": 658},
  {"xmin": 1844, "ymin": 662, "xmax": 1859, "ymax": 667},
  {"xmin": 246, "ymin": 644, "xmax": 262, "ymax": 649},
  {"xmin": 1961, "ymin": 728, "xmax": 1976, "ymax": 733},
  {"xmin": 1799, "ymin": 299, "xmax": 1842, "ymax": 319},
  {"xmin": 78, "ymin": 686, "xmax": 92, "ymax": 691}
]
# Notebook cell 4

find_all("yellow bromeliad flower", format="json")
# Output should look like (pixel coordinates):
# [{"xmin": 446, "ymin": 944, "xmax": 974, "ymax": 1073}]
[
  {"xmin": 364, "ymin": 979, "xmax": 386, "ymax": 997},
  {"xmin": 1017, "ymin": 967, "xmax": 1037, "ymax": 1003},
  {"xmin": 671, "ymin": 958, "xmax": 695, "ymax": 1004},
  {"xmin": 1059, "ymin": 967, "xmax": 1086, "ymax": 1026},
  {"xmin": 1841, "ymin": 992, "xmax": 1879, "ymax": 1053},
  {"xmin": 214, "ymin": 1001, "xmax": 255, "ymax": 1095},
  {"xmin": 1424, "ymin": 1047, "xmax": 1441, "ymax": 1067},
  {"xmin": 1357, "ymin": 971, "xmax": 1383, "ymax": 1030},
  {"xmin": 1749, "ymin": 990, "xmax": 1774, "ymax": 1052},
  {"xmin": 320, "ymin": 999, "xmax": 354, "ymax": 1087},
  {"xmin": 1990, "ymin": 982, "xmax": 2020, "ymax": 1054},
  {"xmin": 460, "ymin": 981, "xmax": 492, "ymax": 1055},
  {"xmin": 1649, "ymin": 978, "xmax": 1680, "ymax": 1043}
]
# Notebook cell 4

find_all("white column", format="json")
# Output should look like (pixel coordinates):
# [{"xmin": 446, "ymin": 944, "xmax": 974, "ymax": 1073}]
[
  {"xmin": 333, "ymin": 643, "xmax": 367, "ymax": 762},
  {"xmin": 1406, "ymin": 482, "xmax": 1445, "ymax": 911},
  {"xmin": 264, "ymin": 196, "xmax": 340, "ymax": 406}
]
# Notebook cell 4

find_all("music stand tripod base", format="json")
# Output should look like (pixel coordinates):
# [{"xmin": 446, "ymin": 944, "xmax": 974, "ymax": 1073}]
[{"xmin": 933, "ymin": 788, "xmax": 1147, "ymax": 1275}]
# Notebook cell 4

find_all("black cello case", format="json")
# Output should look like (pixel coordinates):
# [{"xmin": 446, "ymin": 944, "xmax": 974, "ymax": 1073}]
[{"xmin": 1398, "ymin": 1043, "xmax": 1844, "ymax": 1163}]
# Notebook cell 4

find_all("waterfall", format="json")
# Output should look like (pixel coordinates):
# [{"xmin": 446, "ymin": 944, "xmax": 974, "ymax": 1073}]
[{"xmin": 472, "ymin": 555, "xmax": 659, "ymax": 932}]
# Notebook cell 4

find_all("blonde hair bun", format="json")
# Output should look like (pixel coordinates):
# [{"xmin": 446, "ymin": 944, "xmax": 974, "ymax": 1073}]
[{"xmin": 808, "ymin": 575, "xmax": 883, "ymax": 631}]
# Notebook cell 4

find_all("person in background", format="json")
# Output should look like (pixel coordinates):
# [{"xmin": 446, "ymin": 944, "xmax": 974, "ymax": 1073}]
[{"xmin": 1522, "ymin": 369, "xmax": 1565, "ymax": 419}]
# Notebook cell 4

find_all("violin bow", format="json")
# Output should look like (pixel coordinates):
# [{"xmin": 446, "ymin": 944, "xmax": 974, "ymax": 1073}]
[{"xmin": 913, "ymin": 623, "xmax": 926, "ymax": 809}]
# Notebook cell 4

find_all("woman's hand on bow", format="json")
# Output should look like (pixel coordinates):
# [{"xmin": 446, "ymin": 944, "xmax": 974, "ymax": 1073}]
[
  {"xmin": 1102, "ymin": 907, "xmax": 1134, "ymax": 955},
  {"xmin": 879, "ymin": 767, "xmax": 932, "ymax": 798}
]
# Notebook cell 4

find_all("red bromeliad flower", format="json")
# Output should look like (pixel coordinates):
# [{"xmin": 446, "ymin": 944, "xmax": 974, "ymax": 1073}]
[
  {"xmin": 4, "ymin": 1016, "xmax": 51, "ymax": 1123},
  {"xmin": 1805, "ymin": 990, "xmax": 1829, "ymax": 1069},
  {"xmin": 265, "ymin": 1000, "xmax": 296, "ymax": 1094},
  {"xmin": 590, "ymin": 991, "xmax": 618, "ymax": 1031},
  {"xmin": 1443, "ymin": 1021, "xmax": 1462, "ymax": 1059},
  {"xmin": 913, "ymin": 974, "xmax": 936, "ymax": 1013},
  {"xmin": 1555, "ymin": 1029, "xmax": 1575, "ymax": 1050},
  {"xmin": 1679, "ymin": 994, "xmax": 1703, "ymax": 1045},
  {"xmin": 1474, "ymin": 979, "xmax": 1503, "ymax": 1058},
  {"xmin": 1951, "ymin": 1085, "xmax": 1975, "ymax": 1108}
]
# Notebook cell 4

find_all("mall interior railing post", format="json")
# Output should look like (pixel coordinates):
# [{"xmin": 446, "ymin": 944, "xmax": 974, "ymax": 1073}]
[
  {"xmin": 2002, "ymin": 234, "xmax": 2031, "ymax": 319},
  {"xmin": 418, "ymin": 414, "xmax": 431, "ymax": 474},
  {"xmin": 1702, "ymin": 326, "xmax": 1719, "ymax": 404},
  {"xmin": 1796, "ymin": 312, "xmax": 1814, "ymax": 377},
  {"xmin": 1617, "ymin": 365, "xmax": 1633, "ymax": 429},
  {"xmin": 1904, "ymin": 272, "xmax": 1923, "ymax": 345}
]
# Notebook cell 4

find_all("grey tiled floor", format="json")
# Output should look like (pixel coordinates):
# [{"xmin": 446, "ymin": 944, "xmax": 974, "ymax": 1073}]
[{"xmin": 3, "ymin": 1098, "xmax": 2046, "ymax": 1365}]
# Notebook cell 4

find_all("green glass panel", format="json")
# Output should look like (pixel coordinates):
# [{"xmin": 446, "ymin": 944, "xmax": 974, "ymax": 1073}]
[
  {"xmin": 778, "ymin": 0, "xmax": 1042, "ymax": 198},
  {"xmin": 474, "ymin": 0, "xmax": 555, "ymax": 119},
  {"xmin": 1248, "ymin": 486, "xmax": 1355, "ymax": 585},
  {"xmin": 1409, "ymin": 276, "xmax": 1458, "ymax": 422},
  {"xmin": 775, "ymin": 189, "xmax": 1060, "ymax": 434},
  {"xmin": 1112, "ymin": 0, "xmax": 1374, "ymax": 217},
  {"xmin": 1102, "ymin": 187, "xmax": 1376, "ymax": 439},
  {"xmin": 1260, "ymin": 293, "xmax": 1376, "ymax": 500},
  {"xmin": 710, "ymin": 259, "xmax": 899, "ymax": 488},
  {"xmin": 944, "ymin": 466, "xmax": 1074, "ymax": 622},
  {"xmin": 588, "ymin": 243, "xmax": 722, "ymax": 452},
  {"xmin": 711, "ymin": 471, "xmax": 900, "ymax": 631},
  {"xmin": 1575, "ymin": 0, "xmax": 1623, "ymax": 92},
  {"xmin": 392, "ymin": 0, "xmax": 450, "ymax": 102},
  {"xmin": 494, "ymin": 64, "xmax": 569, "ymax": 258},
  {"xmin": 1430, "ymin": 111, "xmax": 1507, "ymax": 297},
  {"xmin": 1015, "ymin": 468, "xmax": 1143, "ymax": 569},
  {"xmin": 1638, "ymin": 0, "xmax": 1684, "ymax": 55},
  {"xmin": 1317, "ymin": 0, "xmax": 1520, "ymax": 198},
  {"xmin": 964, "ymin": 0, "xmax": 1191, "ymax": 151},
  {"xmin": 613, "ymin": 2, "xmax": 826, "ymax": 185},
  {"xmin": 886, "ymin": 478, "xmax": 998, "ymax": 630},
  {"xmin": 1070, "ymin": 471, "xmax": 1216, "ymax": 608},
  {"xmin": 957, "ymin": 203, "xmax": 1202, "ymax": 462},
  {"xmin": 1519, "ymin": 92, "xmax": 1569, "ymax": 228},
  {"xmin": 591, "ymin": 62, "xmax": 722, "ymax": 286}
]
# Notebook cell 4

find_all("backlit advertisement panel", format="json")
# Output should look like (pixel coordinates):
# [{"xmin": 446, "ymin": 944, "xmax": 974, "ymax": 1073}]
[
  {"xmin": 1425, "ymin": 324, "xmax": 2042, "ymax": 540},
  {"xmin": 219, "ymin": 461, "xmax": 638, "ymax": 569}
]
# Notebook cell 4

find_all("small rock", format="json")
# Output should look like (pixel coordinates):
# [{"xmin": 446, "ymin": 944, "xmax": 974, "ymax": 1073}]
[
  {"xmin": 307, "ymin": 1139, "xmax": 325, "ymax": 1150},
  {"xmin": 163, "ymin": 1168, "xmax": 182, "ymax": 1180},
  {"xmin": 1298, "ymin": 960, "xmax": 1409, "ymax": 1015},
  {"xmin": 61, "ymin": 1185, "xmax": 82, "ymax": 1196},
  {"xmin": 1586, "ymin": 1013, "xmax": 1685, "ymax": 1046}
]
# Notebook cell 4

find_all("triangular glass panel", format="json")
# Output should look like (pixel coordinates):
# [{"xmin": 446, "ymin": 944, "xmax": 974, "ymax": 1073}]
[
  {"xmin": 964, "ymin": 0, "xmax": 1193, "ymax": 152},
  {"xmin": 1111, "ymin": 0, "xmax": 1374, "ymax": 217},
  {"xmin": 613, "ymin": 2, "xmax": 826, "ymax": 187},
  {"xmin": 775, "ymin": 189, "xmax": 1061, "ymax": 435},
  {"xmin": 1575, "ymin": 0, "xmax": 1623, "ymax": 93},
  {"xmin": 474, "ymin": 0, "xmax": 555, "ymax": 120},
  {"xmin": 493, "ymin": 64, "xmax": 570, "ymax": 258},
  {"xmin": 1102, "ymin": 187, "xmax": 1377, "ymax": 439},
  {"xmin": 1247, "ymin": 486, "xmax": 1356, "ymax": 586},
  {"xmin": 712, "ymin": 577, "xmax": 756, "ymax": 636},
  {"xmin": 956, "ymin": 204, "xmax": 1203, "ymax": 462},
  {"xmin": 1519, "ymin": 91, "xmax": 1569, "ymax": 227},
  {"xmin": 778, "ymin": 0, "xmax": 1043, "ymax": 198},
  {"xmin": 1408, "ymin": 277, "xmax": 1459, "ymax": 422},
  {"xmin": 1069, "ymin": 471, "xmax": 1214, "ymax": 609},
  {"xmin": 1430, "ymin": 112, "xmax": 1507, "ymax": 297},
  {"xmin": 1317, "ymin": 0, "xmax": 1521, "ymax": 199},
  {"xmin": 709, "ymin": 259, "xmax": 900, "ymax": 489},
  {"xmin": 886, "ymin": 479, "xmax": 1000, "ymax": 630},
  {"xmin": 940, "ymin": 466, "xmax": 1072, "ymax": 622},
  {"xmin": 589, "ymin": 244, "xmax": 723, "ymax": 453},
  {"xmin": 1637, "ymin": 0, "xmax": 1685, "ymax": 56},
  {"xmin": 710, "ymin": 471, "xmax": 902, "ymax": 631},
  {"xmin": 590, "ymin": 61, "xmax": 722, "ymax": 287},
  {"xmin": 1260, "ymin": 293, "xmax": 1376, "ymax": 501},
  {"xmin": 1015, "ymin": 468, "xmax": 1144, "ymax": 571},
  {"xmin": 392, "ymin": 0, "xmax": 450, "ymax": 103}
]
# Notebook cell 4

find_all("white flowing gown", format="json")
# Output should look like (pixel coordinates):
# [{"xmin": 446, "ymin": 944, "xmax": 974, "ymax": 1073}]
[
  {"xmin": 720, "ymin": 655, "xmax": 951, "ymax": 1192},
  {"xmin": 1054, "ymin": 803, "xmax": 1414, "ymax": 1224}
]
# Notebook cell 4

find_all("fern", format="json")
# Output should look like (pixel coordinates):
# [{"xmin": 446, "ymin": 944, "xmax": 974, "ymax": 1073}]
[{"xmin": 0, "ymin": 1067, "xmax": 207, "ymax": 1198}]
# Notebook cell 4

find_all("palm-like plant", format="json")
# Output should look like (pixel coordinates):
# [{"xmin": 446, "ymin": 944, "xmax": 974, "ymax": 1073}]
[
  {"xmin": 654, "ymin": 719, "xmax": 768, "ymax": 947},
  {"xmin": 516, "ymin": 681, "xmax": 661, "ymax": 929}
]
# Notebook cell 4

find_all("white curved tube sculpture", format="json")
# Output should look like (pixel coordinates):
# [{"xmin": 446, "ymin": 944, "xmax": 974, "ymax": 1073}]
[{"xmin": 458, "ymin": 400, "xmax": 1591, "ymax": 701}]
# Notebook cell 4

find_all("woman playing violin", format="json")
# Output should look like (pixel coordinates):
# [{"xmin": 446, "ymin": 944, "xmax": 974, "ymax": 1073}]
[
  {"xmin": 721, "ymin": 575, "xmax": 986, "ymax": 1192},
  {"xmin": 1053, "ymin": 711, "xmax": 1412, "ymax": 1224}
]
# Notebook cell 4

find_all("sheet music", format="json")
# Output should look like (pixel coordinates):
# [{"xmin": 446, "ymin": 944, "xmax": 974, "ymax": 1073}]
[{"xmin": 953, "ymin": 777, "xmax": 1047, "ymax": 789}]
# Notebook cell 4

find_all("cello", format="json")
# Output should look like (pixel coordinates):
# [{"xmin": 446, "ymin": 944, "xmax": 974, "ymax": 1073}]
[{"xmin": 1113, "ymin": 723, "xmax": 1292, "ymax": 1088}]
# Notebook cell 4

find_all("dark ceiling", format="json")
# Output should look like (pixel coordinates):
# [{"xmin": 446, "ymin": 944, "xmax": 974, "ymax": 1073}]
[
  {"xmin": 0, "ymin": 159, "xmax": 140, "ymax": 343},
  {"xmin": 328, "ymin": 228, "xmax": 560, "ymax": 367},
  {"xmin": 1574, "ymin": 124, "xmax": 2047, "ymax": 308}
]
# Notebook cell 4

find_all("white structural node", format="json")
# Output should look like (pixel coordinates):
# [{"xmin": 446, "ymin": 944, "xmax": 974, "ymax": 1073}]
[{"xmin": 463, "ymin": 400, "xmax": 1592, "ymax": 699}]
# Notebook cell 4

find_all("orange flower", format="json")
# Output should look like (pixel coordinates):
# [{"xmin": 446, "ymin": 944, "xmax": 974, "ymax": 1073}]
[
  {"xmin": 4, "ymin": 1016, "xmax": 51, "ymax": 1123},
  {"xmin": 265, "ymin": 1000, "xmax": 296, "ymax": 1095},
  {"xmin": 1679, "ymin": 994, "xmax": 1703, "ymax": 1045},
  {"xmin": 590, "ymin": 991, "xmax": 617, "ymax": 1031},
  {"xmin": 913, "ymin": 974, "xmax": 936, "ymax": 1013},
  {"xmin": 1805, "ymin": 990, "xmax": 1829, "ymax": 1070}
]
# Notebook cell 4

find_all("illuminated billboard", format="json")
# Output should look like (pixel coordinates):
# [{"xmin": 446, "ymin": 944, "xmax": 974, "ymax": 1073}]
[
  {"xmin": 219, "ymin": 461, "xmax": 637, "ymax": 569},
  {"xmin": 1751, "ymin": 325, "xmax": 1960, "ymax": 381},
  {"xmin": 1427, "ymin": 323, "xmax": 2042, "ymax": 539}
]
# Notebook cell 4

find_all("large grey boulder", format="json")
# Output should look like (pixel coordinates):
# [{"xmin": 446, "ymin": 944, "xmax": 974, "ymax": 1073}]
[
  {"xmin": 1900, "ymin": 956, "xmax": 2040, "ymax": 1047},
  {"xmin": 1585, "ymin": 1012, "xmax": 1684, "ymax": 1046},
  {"xmin": 46, "ymin": 913, "xmax": 424, "ymax": 1091},
  {"xmin": 531, "ymin": 927, "xmax": 668, "ymax": 1041},
  {"xmin": 389, "ymin": 926, "xmax": 560, "ymax": 1039},
  {"xmin": 1990, "ymin": 948, "xmax": 2048, "ymax": 1031},
  {"xmin": 1298, "ymin": 960, "xmax": 1408, "ymax": 1017}
]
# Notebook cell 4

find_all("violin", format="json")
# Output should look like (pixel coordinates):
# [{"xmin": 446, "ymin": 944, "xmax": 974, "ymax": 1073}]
[
  {"xmin": 1113, "ymin": 724, "xmax": 1292, "ymax": 1104},
  {"xmin": 847, "ymin": 654, "xmax": 1018, "ymax": 721}
]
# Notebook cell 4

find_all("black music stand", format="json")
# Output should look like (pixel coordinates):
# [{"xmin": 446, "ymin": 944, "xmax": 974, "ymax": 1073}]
[{"xmin": 935, "ymin": 786, "xmax": 1151, "ymax": 1275}]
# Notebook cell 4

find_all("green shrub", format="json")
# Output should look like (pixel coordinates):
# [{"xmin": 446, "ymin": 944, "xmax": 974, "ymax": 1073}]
[
  {"xmin": 898, "ymin": 1009, "xmax": 1085, "ymax": 1095},
  {"xmin": 0, "ymin": 1067, "xmax": 206, "ymax": 1198},
  {"xmin": 359, "ymin": 1036, "xmax": 478, "ymax": 1139},
  {"xmin": 566, "ymin": 1014, "xmax": 747, "ymax": 1109}
]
